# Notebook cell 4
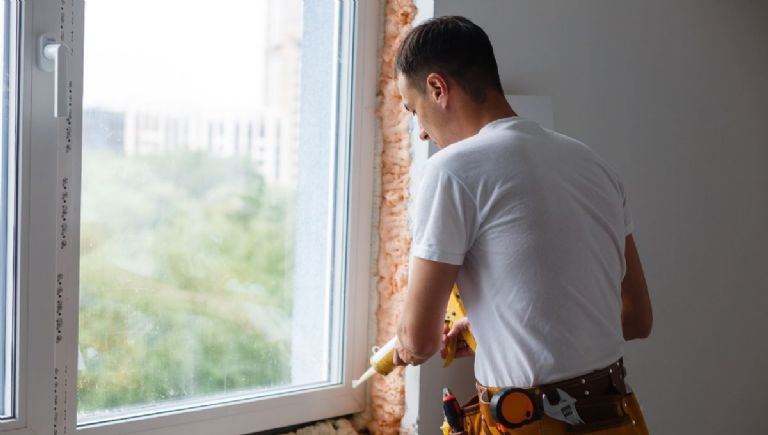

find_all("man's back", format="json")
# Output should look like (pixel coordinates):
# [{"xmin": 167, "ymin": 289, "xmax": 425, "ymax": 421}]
[{"xmin": 411, "ymin": 116, "xmax": 633, "ymax": 387}]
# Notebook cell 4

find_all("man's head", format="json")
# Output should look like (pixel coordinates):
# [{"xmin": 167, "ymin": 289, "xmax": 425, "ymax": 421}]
[
  {"xmin": 395, "ymin": 16, "xmax": 503, "ymax": 102},
  {"xmin": 395, "ymin": 16, "xmax": 506, "ymax": 147}
]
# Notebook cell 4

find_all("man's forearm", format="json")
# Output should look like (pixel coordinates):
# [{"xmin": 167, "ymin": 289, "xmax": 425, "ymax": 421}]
[
  {"xmin": 621, "ymin": 235, "xmax": 652, "ymax": 340},
  {"xmin": 397, "ymin": 312, "xmax": 441, "ymax": 359},
  {"xmin": 622, "ymin": 317, "xmax": 652, "ymax": 340},
  {"xmin": 622, "ymin": 304, "xmax": 652, "ymax": 340},
  {"xmin": 396, "ymin": 258, "xmax": 460, "ymax": 362}
]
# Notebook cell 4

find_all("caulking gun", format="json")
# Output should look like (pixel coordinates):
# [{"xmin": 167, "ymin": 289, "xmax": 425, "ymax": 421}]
[{"xmin": 352, "ymin": 285, "xmax": 477, "ymax": 388}]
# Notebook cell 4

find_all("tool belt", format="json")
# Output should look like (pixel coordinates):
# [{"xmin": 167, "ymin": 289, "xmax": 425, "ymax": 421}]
[{"xmin": 476, "ymin": 359, "xmax": 633, "ymax": 434}]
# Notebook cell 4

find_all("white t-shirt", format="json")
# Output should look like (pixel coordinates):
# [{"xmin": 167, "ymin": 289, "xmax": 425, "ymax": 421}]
[{"xmin": 411, "ymin": 117, "xmax": 633, "ymax": 387}]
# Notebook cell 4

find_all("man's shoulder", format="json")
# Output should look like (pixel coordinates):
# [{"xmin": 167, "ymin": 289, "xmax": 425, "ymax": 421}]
[
  {"xmin": 426, "ymin": 131, "xmax": 501, "ymax": 172},
  {"xmin": 423, "ymin": 144, "xmax": 461, "ymax": 176}
]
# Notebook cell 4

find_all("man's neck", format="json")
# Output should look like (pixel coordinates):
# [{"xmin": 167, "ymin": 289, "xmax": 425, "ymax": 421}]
[{"xmin": 453, "ymin": 92, "xmax": 517, "ymax": 141}]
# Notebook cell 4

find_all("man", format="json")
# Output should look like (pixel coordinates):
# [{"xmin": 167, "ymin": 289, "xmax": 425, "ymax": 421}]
[{"xmin": 391, "ymin": 16, "xmax": 652, "ymax": 434}]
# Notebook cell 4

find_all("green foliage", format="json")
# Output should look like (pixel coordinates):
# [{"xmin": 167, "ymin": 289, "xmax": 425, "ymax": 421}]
[{"xmin": 78, "ymin": 150, "xmax": 294, "ymax": 415}]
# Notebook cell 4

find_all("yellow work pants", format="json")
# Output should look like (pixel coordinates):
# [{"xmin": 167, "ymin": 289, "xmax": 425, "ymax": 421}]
[{"xmin": 442, "ymin": 393, "xmax": 649, "ymax": 435}]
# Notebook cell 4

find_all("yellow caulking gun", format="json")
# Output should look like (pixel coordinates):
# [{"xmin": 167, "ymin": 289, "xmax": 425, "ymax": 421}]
[
  {"xmin": 352, "ymin": 285, "xmax": 477, "ymax": 388},
  {"xmin": 442, "ymin": 285, "xmax": 477, "ymax": 367}
]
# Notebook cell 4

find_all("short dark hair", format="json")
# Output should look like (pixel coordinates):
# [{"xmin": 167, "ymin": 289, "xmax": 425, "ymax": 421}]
[{"xmin": 395, "ymin": 16, "xmax": 503, "ymax": 102}]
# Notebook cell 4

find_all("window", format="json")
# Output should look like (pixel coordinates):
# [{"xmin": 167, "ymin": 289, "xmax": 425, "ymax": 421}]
[
  {"xmin": 0, "ymin": 0, "xmax": 18, "ymax": 421},
  {"xmin": 2, "ymin": 0, "xmax": 378, "ymax": 433}
]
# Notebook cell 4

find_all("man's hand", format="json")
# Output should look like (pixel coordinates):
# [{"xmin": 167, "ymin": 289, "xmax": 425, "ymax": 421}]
[{"xmin": 441, "ymin": 317, "xmax": 475, "ymax": 359}]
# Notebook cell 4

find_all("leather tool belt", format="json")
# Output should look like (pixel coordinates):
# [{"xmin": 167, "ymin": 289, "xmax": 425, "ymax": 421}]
[{"xmin": 477, "ymin": 359, "xmax": 633, "ymax": 434}]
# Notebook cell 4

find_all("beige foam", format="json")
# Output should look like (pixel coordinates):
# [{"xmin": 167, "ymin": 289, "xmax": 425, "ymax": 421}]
[{"xmin": 368, "ymin": 1, "xmax": 417, "ymax": 434}]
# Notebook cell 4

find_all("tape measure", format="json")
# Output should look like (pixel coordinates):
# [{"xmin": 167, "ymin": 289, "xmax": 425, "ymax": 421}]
[{"xmin": 490, "ymin": 387, "xmax": 541, "ymax": 431}]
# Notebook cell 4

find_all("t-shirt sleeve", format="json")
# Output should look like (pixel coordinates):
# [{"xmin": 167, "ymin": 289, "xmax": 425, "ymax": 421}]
[{"xmin": 411, "ymin": 164, "xmax": 478, "ymax": 265}]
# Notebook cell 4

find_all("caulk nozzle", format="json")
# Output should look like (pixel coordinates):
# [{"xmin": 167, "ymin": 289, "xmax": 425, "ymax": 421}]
[{"xmin": 352, "ymin": 367, "xmax": 376, "ymax": 388}]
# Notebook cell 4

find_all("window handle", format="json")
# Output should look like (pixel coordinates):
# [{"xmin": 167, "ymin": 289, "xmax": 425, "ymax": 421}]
[{"xmin": 39, "ymin": 35, "xmax": 70, "ymax": 118}]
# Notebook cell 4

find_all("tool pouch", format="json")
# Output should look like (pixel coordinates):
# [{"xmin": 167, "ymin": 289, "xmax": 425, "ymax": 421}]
[
  {"xmin": 439, "ymin": 393, "xmax": 507, "ymax": 435},
  {"xmin": 441, "ymin": 395, "xmax": 494, "ymax": 435},
  {"xmin": 445, "ymin": 360, "xmax": 644, "ymax": 434},
  {"xmin": 445, "ymin": 393, "xmax": 638, "ymax": 435},
  {"xmin": 560, "ymin": 394, "xmax": 631, "ymax": 434}
]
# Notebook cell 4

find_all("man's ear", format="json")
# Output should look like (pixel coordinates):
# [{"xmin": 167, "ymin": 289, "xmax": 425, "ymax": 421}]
[{"xmin": 425, "ymin": 73, "xmax": 449, "ymax": 108}]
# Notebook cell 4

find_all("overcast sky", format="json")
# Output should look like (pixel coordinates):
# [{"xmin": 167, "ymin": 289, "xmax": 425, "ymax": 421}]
[{"xmin": 83, "ymin": 0, "xmax": 271, "ymax": 115}]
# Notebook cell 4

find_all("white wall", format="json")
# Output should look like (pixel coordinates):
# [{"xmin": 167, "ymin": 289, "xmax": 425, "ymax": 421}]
[{"xmin": 418, "ymin": 1, "xmax": 768, "ymax": 434}]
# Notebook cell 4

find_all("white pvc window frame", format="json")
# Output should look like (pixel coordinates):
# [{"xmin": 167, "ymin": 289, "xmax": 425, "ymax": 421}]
[
  {"xmin": 0, "ymin": 0, "xmax": 81, "ymax": 434},
  {"xmin": 0, "ymin": 0, "xmax": 20, "ymax": 425},
  {"xmin": 1, "ymin": 0, "xmax": 379, "ymax": 433}
]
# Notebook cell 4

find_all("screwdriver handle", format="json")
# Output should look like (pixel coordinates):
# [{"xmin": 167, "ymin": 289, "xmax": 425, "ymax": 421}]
[{"xmin": 442, "ymin": 388, "xmax": 464, "ymax": 432}]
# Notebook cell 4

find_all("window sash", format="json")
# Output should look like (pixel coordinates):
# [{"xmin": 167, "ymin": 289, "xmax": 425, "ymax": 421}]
[{"xmin": 2, "ymin": 0, "xmax": 379, "ymax": 433}]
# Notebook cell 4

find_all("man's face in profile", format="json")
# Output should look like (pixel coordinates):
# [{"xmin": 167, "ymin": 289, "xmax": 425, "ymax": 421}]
[{"xmin": 397, "ymin": 73, "xmax": 444, "ymax": 147}]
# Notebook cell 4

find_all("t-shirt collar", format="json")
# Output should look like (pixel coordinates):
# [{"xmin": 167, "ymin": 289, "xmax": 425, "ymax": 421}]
[{"xmin": 479, "ymin": 116, "xmax": 523, "ymax": 134}]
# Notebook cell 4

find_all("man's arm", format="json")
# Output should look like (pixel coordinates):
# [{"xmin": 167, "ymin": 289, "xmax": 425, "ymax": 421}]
[
  {"xmin": 622, "ymin": 235, "xmax": 653, "ymax": 340},
  {"xmin": 394, "ymin": 257, "xmax": 460, "ymax": 365}
]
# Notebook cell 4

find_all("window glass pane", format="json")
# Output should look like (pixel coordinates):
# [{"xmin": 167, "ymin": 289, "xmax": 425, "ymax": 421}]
[
  {"xmin": 79, "ymin": 0, "xmax": 342, "ymax": 422},
  {"xmin": 0, "ymin": 0, "xmax": 17, "ymax": 420}
]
